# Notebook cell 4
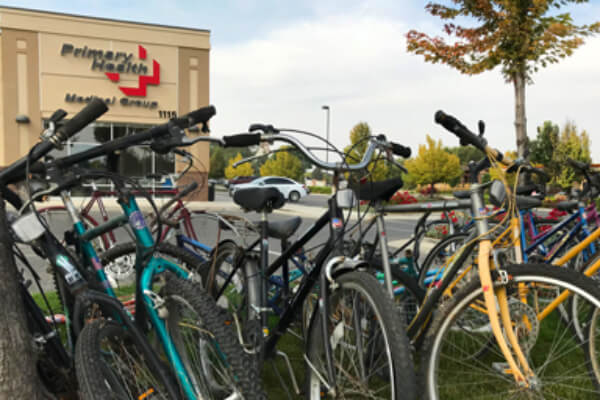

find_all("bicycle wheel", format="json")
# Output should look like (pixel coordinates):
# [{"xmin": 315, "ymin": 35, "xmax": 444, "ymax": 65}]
[
  {"xmin": 306, "ymin": 270, "xmax": 416, "ymax": 399},
  {"xmin": 161, "ymin": 273, "xmax": 266, "ymax": 399},
  {"xmin": 421, "ymin": 263, "xmax": 600, "ymax": 400},
  {"xmin": 75, "ymin": 318, "xmax": 176, "ymax": 400},
  {"xmin": 99, "ymin": 242, "xmax": 205, "ymax": 288},
  {"xmin": 418, "ymin": 232, "xmax": 471, "ymax": 288}
]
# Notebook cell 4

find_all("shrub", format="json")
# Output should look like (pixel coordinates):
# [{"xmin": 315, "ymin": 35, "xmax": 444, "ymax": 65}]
[
  {"xmin": 308, "ymin": 186, "xmax": 332, "ymax": 194},
  {"xmin": 389, "ymin": 191, "xmax": 418, "ymax": 205}
]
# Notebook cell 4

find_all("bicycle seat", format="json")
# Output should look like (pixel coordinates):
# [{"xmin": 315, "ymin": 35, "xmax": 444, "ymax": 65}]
[
  {"xmin": 555, "ymin": 200, "xmax": 578, "ymax": 212},
  {"xmin": 233, "ymin": 187, "xmax": 285, "ymax": 212},
  {"xmin": 453, "ymin": 190, "xmax": 470, "ymax": 199},
  {"xmin": 516, "ymin": 196, "xmax": 542, "ymax": 210},
  {"xmin": 355, "ymin": 178, "xmax": 403, "ymax": 202},
  {"xmin": 265, "ymin": 217, "xmax": 302, "ymax": 240}
]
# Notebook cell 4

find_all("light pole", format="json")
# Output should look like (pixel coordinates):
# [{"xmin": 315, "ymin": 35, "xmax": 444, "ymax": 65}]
[{"xmin": 322, "ymin": 105, "xmax": 330, "ymax": 164}]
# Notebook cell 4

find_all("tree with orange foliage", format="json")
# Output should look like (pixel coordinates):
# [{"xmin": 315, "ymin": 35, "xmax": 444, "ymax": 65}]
[{"xmin": 407, "ymin": 1, "xmax": 599, "ymax": 158}]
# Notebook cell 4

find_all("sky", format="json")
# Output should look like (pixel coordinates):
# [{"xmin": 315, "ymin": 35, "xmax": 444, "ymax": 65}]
[{"xmin": 2, "ymin": 0, "xmax": 600, "ymax": 161}]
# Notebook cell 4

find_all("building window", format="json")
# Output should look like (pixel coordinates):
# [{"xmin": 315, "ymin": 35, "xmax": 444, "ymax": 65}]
[{"xmin": 46, "ymin": 120, "xmax": 176, "ymax": 194}]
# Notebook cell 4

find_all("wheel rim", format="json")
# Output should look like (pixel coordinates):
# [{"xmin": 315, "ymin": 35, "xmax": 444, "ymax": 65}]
[{"xmin": 308, "ymin": 281, "xmax": 396, "ymax": 399}]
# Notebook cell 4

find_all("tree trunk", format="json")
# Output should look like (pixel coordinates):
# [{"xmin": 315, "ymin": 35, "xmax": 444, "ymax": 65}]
[
  {"xmin": 514, "ymin": 71, "xmax": 528, "ymax": 159},
  {"xmin": 0, "ymin": 198, "xmax": 43, "ymax": 399}
]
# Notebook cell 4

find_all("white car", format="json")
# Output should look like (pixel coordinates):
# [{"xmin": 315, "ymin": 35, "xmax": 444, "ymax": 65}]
[{"xmin": 230, "ymin": 176, "xmax": 309, "ymax": 202}]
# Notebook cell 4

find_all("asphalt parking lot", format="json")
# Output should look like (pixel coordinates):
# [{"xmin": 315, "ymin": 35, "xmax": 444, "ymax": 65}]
[{"xmin": 20, "ymin": 191, "xmax": 434, "ymax": 293}]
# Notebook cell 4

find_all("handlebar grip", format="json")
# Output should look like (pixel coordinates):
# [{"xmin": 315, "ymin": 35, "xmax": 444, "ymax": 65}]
[
  {"xmin": 530, "ymin": 167, "xmax": 549, "ymax": 182},
  {"xmin": 56, "ymin": 98, "xmax": 108, "ymax": 142},
  {"xmin": 434, "ymin": 110, "xmax": 485, "ymax": 151},
  {"xmin": 222, "ymin": 134, "xmax": 261, "ymax": 147},
  {"xmin": 248, "ymin": 123, "xmax": 278, "ymax": 133},
  {"xmin": 49, "ymin": 109, "xmax": 67, "ymax": 123},
  {"xmin": 567, "ymin": 158, "xmax": 589, "ymax": 171},
  {"xmin": 390, "ymin": 142, "xmax": 411, "ymax": 158},
  {"xmin": 186, "ymin": 105, "xmax": 216, "ymax": 127}
]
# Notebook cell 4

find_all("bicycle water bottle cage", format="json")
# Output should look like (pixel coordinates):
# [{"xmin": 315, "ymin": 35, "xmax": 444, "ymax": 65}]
[{"xmin": 233, "ymin": 187, "xmax": 285, "ymax": 213}]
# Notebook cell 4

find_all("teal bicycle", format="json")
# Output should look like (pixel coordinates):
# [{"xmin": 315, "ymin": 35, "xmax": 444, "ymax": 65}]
[{"xmin": 27, "ymin": 103, "xmax": 265, "ymax": 399}]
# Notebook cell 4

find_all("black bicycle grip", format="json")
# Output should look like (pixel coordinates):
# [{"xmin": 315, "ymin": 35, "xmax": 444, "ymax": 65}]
[
  {"xmin": 390, "ymin": 142, "xmax": 411, "ymax": 158},
  {"xmin": 222, "ymin": 133, "xmax": 261, "ymax": 147},
  {"xmin": 529, "ymin": 166, "xmax": 549, "ymax": 182},
  {"xmin": 186, "ymin": 105, "xmax": 216, "ymax": 127},
  {"xmin": 49, "ymin": 109, "xmax": 67, "ymax": 123},
  {"xmin": 248, "ymin": 123, "xmax": 277, "ymax": 133},
  {"xmin": 567, "ymin": 158, "xmax": 589, "ymax": 171},
  {"xmin": 56, "ymin": 98, "xmax": 108, "ymax": 141},
  {"xmin": 434, "ymin": 110, "xmax": 484, "ymax": 151}
]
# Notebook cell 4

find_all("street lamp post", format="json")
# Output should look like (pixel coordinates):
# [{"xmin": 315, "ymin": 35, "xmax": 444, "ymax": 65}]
[{"xmin": 322, "ymin": 105, "xmax": 330, "ymax": 164}]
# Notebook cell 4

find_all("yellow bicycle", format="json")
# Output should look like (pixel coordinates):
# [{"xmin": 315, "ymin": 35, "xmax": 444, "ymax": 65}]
[{"xmin": 420, "ymin": 111, "xmax": 600, "ymax": 399}]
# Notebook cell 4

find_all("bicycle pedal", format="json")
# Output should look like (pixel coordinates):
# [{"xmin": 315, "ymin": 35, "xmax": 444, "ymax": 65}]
[{"xmin": 492, "ymin": 362, "xmax": 511, "ymax": 375}]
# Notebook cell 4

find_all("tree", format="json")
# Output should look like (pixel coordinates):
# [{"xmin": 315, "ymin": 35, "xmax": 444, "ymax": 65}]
[
  {"xmin": 260, "ymin": 149, "xmax": 305, "ymax": 181},
  {"xmin": 530, "ymin": 121, "xmax": 560, "ymax": 167},
  {"xmin": 446, "ymin": 146, "xmax": 482, "ymax": 166},
  {"xmin": 528, "ymin": 120, "xmax": 590, "ymax": 188},
  {"xmin": 407, "ymin": 1, "xmax": 599, "ymax": 158},
  {"xmin": 553, "ymin": 121, "xmax": 591, "ymax": 188},
  {"xmin": 344, "ymin": 122, "xmax": 389, "ymax": 181},
  {"xmin": 209, "ymin": 145, "xmax": 226, "ymax": 179},
  {"xmin": 311, "ymin": 167, "xmax": 324, "ymax": 180},
  {"xmin": 224, "ymin": 153, "xmax": 254, "ymax": 180},
  {"xmin": 404, "ymin": 135, "xmax": 462, "ymax": 193},
  {"xmin": 0, "ymin": 198, "xmax": 43, "ymax": 399}
]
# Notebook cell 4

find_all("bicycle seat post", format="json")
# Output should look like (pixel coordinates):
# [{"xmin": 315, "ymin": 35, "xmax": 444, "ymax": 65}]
[
  {"xmin": 281, "ymin": 236, "xmax": 290, "ymax": 301},
  {"xmin": 259, "ymin": 209, "xmax": 269, "ymax": 338}
]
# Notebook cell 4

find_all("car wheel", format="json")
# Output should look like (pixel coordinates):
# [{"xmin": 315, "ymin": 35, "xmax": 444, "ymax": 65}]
[{"xmin": 289, "ymin": 191, "xmax": 300, "ymax": 202}]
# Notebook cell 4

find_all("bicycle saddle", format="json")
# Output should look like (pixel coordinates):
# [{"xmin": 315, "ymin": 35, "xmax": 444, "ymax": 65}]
[
  {"xmin": 233, "ymin": 187, "xmax": 285, "ymax": 212},
  {"xmin": 263, "ymin": 217, "xmax": 302, "ymax": 240},
  {"xmin": 489, "ymin": 180, "xmax": 542, "ymax": 210},
  {"xmin": 453, "ymin": 190, "xmax": 470, "ymax": 199},
  {"xmin": 554, "ymin": 200, "xmax": 578, "ymax": 212},
  {"xmin": 355, "ymin": 178, "xmax": 404, "ymax": 202}
]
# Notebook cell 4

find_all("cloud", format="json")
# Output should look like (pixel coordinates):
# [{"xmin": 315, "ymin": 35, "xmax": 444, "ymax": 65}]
[{"xmin": 211, "ymin": 12, "xmax": 600, "ymax": 161}]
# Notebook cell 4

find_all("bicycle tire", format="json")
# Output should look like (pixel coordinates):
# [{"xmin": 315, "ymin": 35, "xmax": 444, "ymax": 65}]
[
  {"xmin": 75, "ymin": 319, "xmax": 177, "ymax": 400},
  {"xmin": 421, "ymin": 263, "xmax": 600, "ymax": 400},
  {"xmin": 305, "ymin": 270, "xmax": 416, "ymax": 400},
  {"xmin": 160, "ymin": 272, "xmax": 267, "ymax": 399},
  {"xmin": 418, "ymin": 232, "xmax": 471, "ymax": 288},
  {"xmin": 99, "ymin": 241, "xmax": 207, "ymax": 286}
]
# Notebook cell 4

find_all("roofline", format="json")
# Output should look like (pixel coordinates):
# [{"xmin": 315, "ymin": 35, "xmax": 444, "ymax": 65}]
[{"xmin": 0, "ymin": 5, "xmax": 210, "ymax": 34}]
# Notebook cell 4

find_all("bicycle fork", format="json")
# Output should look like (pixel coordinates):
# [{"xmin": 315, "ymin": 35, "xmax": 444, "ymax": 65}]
[{"xmin": 472, "ymin": 192, "xmax": 535, "ymax": 386}]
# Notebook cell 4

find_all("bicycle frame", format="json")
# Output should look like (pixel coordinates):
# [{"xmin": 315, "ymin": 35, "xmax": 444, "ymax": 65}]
[{"xmin": 522, "ymin": 203, "xmax": 596, "ymax": 262}]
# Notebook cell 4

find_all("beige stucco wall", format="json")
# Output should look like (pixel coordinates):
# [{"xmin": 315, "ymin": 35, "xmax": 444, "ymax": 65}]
[{"xmin": 0, "ymin": 5, "xmax": 211, "ymax": 184}]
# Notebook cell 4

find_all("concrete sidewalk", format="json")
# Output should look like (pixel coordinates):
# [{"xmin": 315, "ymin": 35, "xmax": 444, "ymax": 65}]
[{"xmin": 38, "ymin": 196, "xmax": 436, "ymax": 221}]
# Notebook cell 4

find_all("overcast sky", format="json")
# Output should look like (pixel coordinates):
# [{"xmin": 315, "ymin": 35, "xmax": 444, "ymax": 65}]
[{"xmin": 2, "ymin": 0, "xmax": 599, "ymax": 160}]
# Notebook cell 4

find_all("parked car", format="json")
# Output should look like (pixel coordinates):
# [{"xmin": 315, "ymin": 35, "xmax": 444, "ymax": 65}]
[
  {"xmin": 227, "ymin": 176, "xmax": 258, "ymax": 187},
  {"xmin": 230, "ymin": 176, "xmax": 309, "ymax": 202}
]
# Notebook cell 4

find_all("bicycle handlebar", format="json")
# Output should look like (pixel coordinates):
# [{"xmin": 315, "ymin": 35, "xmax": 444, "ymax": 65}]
[
  {"xmin": 56, "ymin": 98, "xmax": 108, "ymax": 143},
  {"xmin": 434, "ymin": 110, "xmax": 504, "ymax": 163}
]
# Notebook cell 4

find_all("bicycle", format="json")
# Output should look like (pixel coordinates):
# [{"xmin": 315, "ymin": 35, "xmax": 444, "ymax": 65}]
[
  {"xmin": 0, "ymin": 100, "xmax": 183, "ymax": 398},
  {"xmin": 16, "ymin": 100, "xmax": 266, "ymax": 399},
  {"xmin": 414, "ymin": 110, "xmax": 600, "ymax": 399},
  {"xmin": 204, "ymin": 126, "xmax": 417, "ymax": 399}
]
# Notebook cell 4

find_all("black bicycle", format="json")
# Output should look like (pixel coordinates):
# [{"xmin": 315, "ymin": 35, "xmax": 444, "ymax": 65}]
[{"xmin": 204, "ymin": 126, "xmax": 417, "ymax": 399}]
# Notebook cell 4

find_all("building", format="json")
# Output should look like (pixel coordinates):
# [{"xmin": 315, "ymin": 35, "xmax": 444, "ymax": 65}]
[{"xmin": 0, "ymin": 6, "xmax": 210, "ymax": 199}]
